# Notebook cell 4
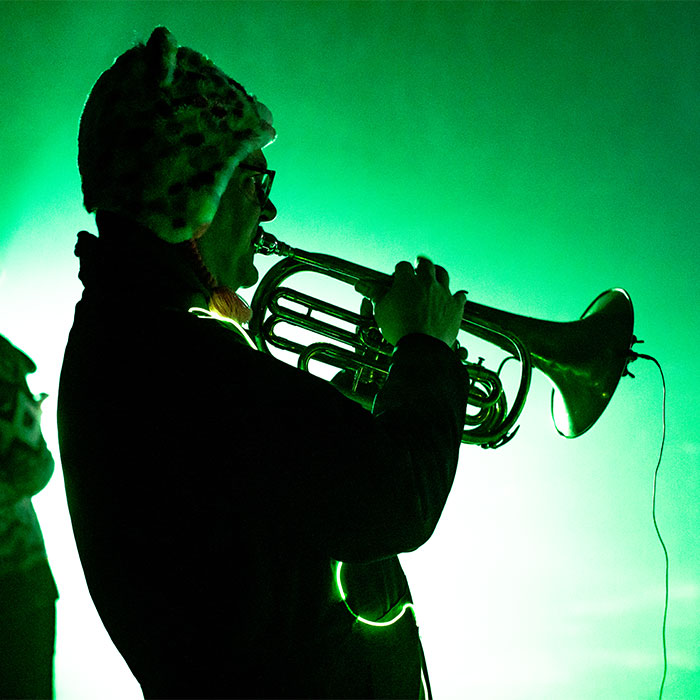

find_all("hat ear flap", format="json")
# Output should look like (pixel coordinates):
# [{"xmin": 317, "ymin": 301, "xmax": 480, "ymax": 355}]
[{"xmin": 145, "ymin": 26, "xmax": 178, "ymax": 87}]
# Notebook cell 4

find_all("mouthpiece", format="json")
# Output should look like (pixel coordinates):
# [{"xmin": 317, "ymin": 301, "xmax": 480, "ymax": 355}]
[{"xmin": 253, "ymin": 229, "xmax": 293, "ymax": 257}]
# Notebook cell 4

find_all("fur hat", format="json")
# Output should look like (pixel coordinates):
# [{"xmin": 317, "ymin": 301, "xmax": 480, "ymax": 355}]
[{"xmin": 78, "ymin": 26, "xmax": 275, "ymax": 243}]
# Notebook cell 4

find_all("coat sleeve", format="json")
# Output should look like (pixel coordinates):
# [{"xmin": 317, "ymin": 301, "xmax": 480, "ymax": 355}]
[
  {"xmin": 321, "ymin": 333, "xmax": 469, "ymax": 562},
  {"xmin": 205, "ymin": 325, "xmax": 470, "ymax": 563}
]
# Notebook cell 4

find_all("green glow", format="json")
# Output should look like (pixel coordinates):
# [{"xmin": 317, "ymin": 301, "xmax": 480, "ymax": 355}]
[
  {"xmin": 335, "ymin": 561, "xmax": 429, "ymax": 697},
  {"xmin": 335, "ymin": 561, "xmax": 417, "ymax": 628},
  {"xmin": 188, "ymin": 307, "xmax": 257, "ymax": 350},
  {"xmin": 1, "ymin": 3, "xmax": 698, "ymax": 699}
]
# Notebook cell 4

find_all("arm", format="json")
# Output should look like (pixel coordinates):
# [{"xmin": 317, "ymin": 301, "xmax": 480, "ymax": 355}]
[{"xmin": 261, "ymin": 256, "xmax": 469, "ymax": 562}]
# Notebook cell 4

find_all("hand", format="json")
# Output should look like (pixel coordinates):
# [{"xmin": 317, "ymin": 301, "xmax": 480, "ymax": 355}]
[{"xmin": 360, "ymin": 257, "xmax": 466, "ymax": 347}]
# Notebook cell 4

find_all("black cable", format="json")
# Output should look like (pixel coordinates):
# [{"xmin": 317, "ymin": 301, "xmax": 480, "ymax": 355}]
[{"xmin": 636, "ymin": 352, "xmax": 668, "ymax": 699}]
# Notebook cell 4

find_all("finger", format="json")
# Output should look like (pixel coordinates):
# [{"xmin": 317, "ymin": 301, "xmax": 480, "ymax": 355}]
[
  {"xmin": 415, "ymin": 256, "xmax": 436, "ymax": 281},
  {"xmin": 393, "ymin": 260, "xmax": 415, "ymax": 280},
  {"xmin": 360, "ymin": 297, "xmax": 374, "ymax": 317},
  {"xmin": 434, "ymin": 264, "xmax": 450, "ymax": 287},
  {"xmin": 453, "ymin": 289, "xmax": 468, "ymax": 306}
]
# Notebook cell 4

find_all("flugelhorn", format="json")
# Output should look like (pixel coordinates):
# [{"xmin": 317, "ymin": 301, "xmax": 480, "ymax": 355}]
[{"xmin": 250, "ymin": 231, "xmax": 637, "ymax": 448}]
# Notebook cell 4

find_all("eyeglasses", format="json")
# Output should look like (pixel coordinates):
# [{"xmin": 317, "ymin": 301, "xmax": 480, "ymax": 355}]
[{"xmin": 239, "ymin": 163, "xmax": 275, "ymax": 209}]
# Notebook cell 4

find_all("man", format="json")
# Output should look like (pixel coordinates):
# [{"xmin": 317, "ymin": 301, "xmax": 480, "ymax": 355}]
[{"xmin": 58, "ymin": 27, "xmax": 468, "ymax": 699}]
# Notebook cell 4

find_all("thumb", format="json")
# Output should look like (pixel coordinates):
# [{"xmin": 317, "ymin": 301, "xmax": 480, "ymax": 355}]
[{"xmin": 354, "ymin": 278, "xmax": 387, "ymax": 302}]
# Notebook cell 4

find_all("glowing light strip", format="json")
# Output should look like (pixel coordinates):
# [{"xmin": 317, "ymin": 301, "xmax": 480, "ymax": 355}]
[
  {"xmin": 335, "ymin": 561, "xmax": 416, "ymax": 628},
  {"xmin": 188, "ymin": 307, "xmax": 257, "ymax": 350}
]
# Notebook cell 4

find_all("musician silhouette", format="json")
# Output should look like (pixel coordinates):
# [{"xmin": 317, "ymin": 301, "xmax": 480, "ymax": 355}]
[
  {"xmin": 58, "ymin": 26, "xmax": 468, "ymax": 699},
  {"xmin": 0, "ymin": 334, "xmax": 58, "ymax": 699}
]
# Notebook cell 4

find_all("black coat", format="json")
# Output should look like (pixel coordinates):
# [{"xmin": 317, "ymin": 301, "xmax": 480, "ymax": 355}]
[{"xmin": 57, "ymin": 218, "xmax": 469, "ymax": 699}]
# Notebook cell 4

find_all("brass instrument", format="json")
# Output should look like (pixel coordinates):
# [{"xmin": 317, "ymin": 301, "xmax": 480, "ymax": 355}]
[{"xmin": 250, "ymin": 231, "xmax": 637, "ymax": 448}]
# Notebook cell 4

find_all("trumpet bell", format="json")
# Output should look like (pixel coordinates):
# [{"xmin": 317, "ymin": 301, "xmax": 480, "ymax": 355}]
[
  {"xmin": 547, "ymin": 288, "xmax": 635, "ymax": 438},
  {"xmin": 461, "ymin": 287, "xmax": 636, "ymax": 440}
]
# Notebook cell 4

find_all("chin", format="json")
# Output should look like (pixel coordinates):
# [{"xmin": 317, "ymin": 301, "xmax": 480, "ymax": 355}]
[{"xmin": 240, "ymin": 265, "xmax": 259, "ymax": 289}]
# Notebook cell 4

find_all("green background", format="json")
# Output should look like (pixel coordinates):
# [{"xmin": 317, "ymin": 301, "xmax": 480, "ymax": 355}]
[{"xmin": 1, "ymin": 2, "xmax": 698, "ymax": 698}]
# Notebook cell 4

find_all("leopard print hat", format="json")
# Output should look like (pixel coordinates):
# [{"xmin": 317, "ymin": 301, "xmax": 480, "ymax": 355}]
[{"xmin": 78, "ymin": 26, "xmax": 276, "ymax": 243}]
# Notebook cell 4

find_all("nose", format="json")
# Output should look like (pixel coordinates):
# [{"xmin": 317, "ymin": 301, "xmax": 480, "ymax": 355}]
[{"xmin": 259, "ymin": 197, "xmax": 277, "ymax": 223}]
